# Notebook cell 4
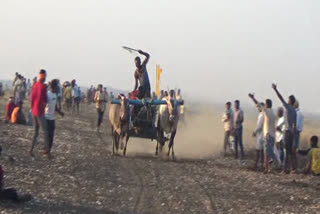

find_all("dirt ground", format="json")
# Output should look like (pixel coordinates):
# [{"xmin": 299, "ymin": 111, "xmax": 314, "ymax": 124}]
[{"xmin": 0, "ymin": 96, "xmax": 319, "ymax": 214}]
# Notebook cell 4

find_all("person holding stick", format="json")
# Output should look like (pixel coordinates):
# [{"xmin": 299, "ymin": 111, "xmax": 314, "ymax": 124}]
[{"xmin": 133, "ymin": 50, "xmax": 151, "ymax": 99}]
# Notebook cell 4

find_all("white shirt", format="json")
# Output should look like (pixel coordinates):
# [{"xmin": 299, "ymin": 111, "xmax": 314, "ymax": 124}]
[
  {"xmin": 257, "ymin": 104, "xmax": 276, "ymax": 138},
  {"xmin": 222, "ymin": 109, "xmax": 233, "ymax": 131},
  {"xmin": 72, "ymin": 85, "xmax": 81, "ymax": 98},
  {"xmin": 45, "ymin": 91, "xmax": 57, "ymax": 120},
  {"xmin": 255, "ymin": 112, "xmax": 264, "ymax": 144},
  {"xmin": 276, "ymin": 116, "xmax": 285, "ymax": 142},
  {"xmin": 296, "ymin": 108, "xmax": 304, "ymax": 132},
  {"xmin": 94, "ymin": 91, "xmax": 107, "ymax": 111},
  {"xmin": 57, "ymin": 82, "xmax": 63, "ymax": 98}
]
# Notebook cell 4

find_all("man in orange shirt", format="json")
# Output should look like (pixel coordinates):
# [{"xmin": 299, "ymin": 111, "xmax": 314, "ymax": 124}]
[{"xmin": 11, "ymin": 102, "xmax": 26, "ymax": 125}]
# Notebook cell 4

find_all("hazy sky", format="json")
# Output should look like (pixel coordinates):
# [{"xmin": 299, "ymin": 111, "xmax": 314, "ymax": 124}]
[{"xmin": 1, "ymin": 0, "xmax": 320, "ymax": 112}]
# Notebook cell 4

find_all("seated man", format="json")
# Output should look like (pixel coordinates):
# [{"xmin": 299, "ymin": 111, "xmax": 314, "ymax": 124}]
[
  {"xmin": 298, "ymin": 136, "xmax": 320, "ymax": 176},
  {"xmin": 5, "ymin": 97, "xmax": 15, "ymax": 123},
  {"xmin": 11, "ymin": 101, "xmax": 27, "ymax": 125}
]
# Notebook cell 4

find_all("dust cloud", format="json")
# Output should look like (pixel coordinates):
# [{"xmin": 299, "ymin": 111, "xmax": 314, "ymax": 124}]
[{"xmin": 124, "ymin": 105, "xmax": 226, "ymax": 159}]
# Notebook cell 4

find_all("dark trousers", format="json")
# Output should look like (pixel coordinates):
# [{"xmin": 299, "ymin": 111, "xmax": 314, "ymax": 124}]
[
  {"xmin": 284, "ymin": 130, "xmax": 295, "ymax": 171},
  {"xmin": 234, "ymin": 127, "xmax": 244, "ymax": 158},
  {"xmin": 31, "ymin": 115, "xmax": 48, "ymax": 153},
  {"xmin": 0, "ymin": 188, "xmax": 19, "ymax": 202},
  {"xmin": 97, "ymin": 109, "xmax": 104, "ymax": 127},
  {"xmin": 138, "ymin": 85, "xmax": 151, "ymax": 99},
  {"xmin": 72, "ymin": 97, "xmax": 80, "ymax": 114},
  {"xmin": 46, "ymin": 119, "xmax": 55, "ymax": 154}
]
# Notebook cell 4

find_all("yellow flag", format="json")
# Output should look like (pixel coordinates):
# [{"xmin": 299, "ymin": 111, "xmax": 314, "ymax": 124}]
[{"xmin": 156, "ymin": 65, "xmax": 162, "ymax": 96}]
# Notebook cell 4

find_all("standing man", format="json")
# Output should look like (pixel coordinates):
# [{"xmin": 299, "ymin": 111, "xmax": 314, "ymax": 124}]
[
  {"xmin": 160, "ymin": 90, "xmax": 165, "ymax": 100},
  {"xmin": 12, "ymin": 72, "xmax": 19, "ymax": 87},
  {"xmin": 252, "ymin": 103, "xmax": 265, "ymax": 170},
  {"xmin": 233, "ymin": 100, "xmax": 244, "ymax": 159},
  {"xmin": 64, "ymin": 83, "xmax": 72, "ymax": 112},
  {"xmin": 177, "ymin": 89, "xmax": 185, "ymax": 118},
  {"xmin": 56, "ymin": 80, "xmax": 63, "ymax": 110},
  {"xmin": 94, "ymin": 84, "xmax": 108, "ymax": 132},
  {"xmin": 13, "ymin": 75, "xmax": 23, "ymax": 104},
  {"xmin": 20, "ymin": 78, "xmax": 27, "ymax": 103},
  {"xmin": 71, "ymin": 80, "xmax": 80, "ymax": 114},
  {"xmin": 272, "ymin": 84, "xmax": 297, "ymax": 173},
  {"xmin": 26, "ymin": 79, "xmax": 32, "ymax": 96},
  {"xmin": 30, "ymin": 69, "xmax": 48, "ymax": 157},
  {"xmin": 103, "ymin": 87, "xmax": 109, "ymax": 103},
  {"xmin": 275, "ymin": 107, "xmax": 285, "ymax": 168},
  {"xmin": 249, "ymin": 94, "xmax": 277, "ymax": 173},
  {"xmin": 109, "ymin": 92, "xmax": 114, "ymax": 102},
  {"xmin": 294, "ymin": 100, "xmax": 304, "ymax": 150},
  {"xmin": 45, "ymin": 79, "xmax": 64, "ymax": 157},
  {"xmin": 222, "ymin": 102, "xmax": 234, "ymax": 156},
  {"xmin": 133, "ymin": 50, "xmax": 151, "ymax": 99}
]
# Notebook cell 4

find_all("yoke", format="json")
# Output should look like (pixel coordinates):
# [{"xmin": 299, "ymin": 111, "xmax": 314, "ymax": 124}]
[{"xmin": 111, "ymin": 99, "xmax": 184, "ymax": 106}]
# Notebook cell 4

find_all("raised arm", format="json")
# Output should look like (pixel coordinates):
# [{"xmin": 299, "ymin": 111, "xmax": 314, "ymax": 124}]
[
  {"xmin": 248, "ymin": 93, "xmax": 259, "ymax": 105},
  {"xmin": 272, "ymin": 84, "xmax": 287, "ymax": 105},
  {"xmin": 138, "ymin": 50, "xmax": 150, "ymax": 65}
]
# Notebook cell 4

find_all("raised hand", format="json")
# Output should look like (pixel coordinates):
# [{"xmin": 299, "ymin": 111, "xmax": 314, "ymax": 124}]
[
  {"xmin": 272, "ymin": 83, "xmax": 277, "ymax": 90},
  {"xmin": 248, "ymin": 93, "xmax": 254, "ymax": 99}
]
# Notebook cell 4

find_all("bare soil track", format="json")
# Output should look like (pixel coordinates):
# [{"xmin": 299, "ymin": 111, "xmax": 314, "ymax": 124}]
[{"xmin": 0, "ymin": 101, "xmax": 319, "ymax": 214}]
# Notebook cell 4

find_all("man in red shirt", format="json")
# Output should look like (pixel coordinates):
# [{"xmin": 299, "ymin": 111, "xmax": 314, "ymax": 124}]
[{"xmin": 30, "ymin": 69, "xmax": 49, "ymax": 157}]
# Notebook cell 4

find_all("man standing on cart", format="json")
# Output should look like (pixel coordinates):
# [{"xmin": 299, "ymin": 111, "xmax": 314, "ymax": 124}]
[{"xmin": 133, "ymin": 50, "xmax": 151, "ymax": 99}]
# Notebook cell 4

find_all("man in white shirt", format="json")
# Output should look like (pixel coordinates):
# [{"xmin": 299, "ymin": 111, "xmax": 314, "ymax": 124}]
[
  {"xmin": 71, "ymin": 79, "xmax": 81, "ymax": 115},
  {"xmin": 45, "ymin": 79, "xmax": 64, "ymax": 158},
  {"xmin": 233, "ymin": 100, "xmax": 244, "ymax": 159},
  {"xmin": 275, "ymin": 107, "xmax": 285, "ymax": 167},
  {"xmin": 222, "ymin": 102, "xmax": 234, "ymax": 156},
  {"xmin": 294, "ymin": 100, "xmax": 304, "ymax": 150},
  {"xmin": 249, "ymin": 94, "xmax": 277, "ymax": 174},
  {"xmin": 252, "ymin": 103, "xmax": 265, "ymax": 170},
  {"xmin": 94, "ymin": 84, "xmax": 108, "ymax": 132}
]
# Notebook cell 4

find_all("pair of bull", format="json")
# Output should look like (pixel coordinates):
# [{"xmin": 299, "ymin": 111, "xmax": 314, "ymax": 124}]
[{"xmin": 109, "ymin": 92, "xmax": 180, "ymax": 159}]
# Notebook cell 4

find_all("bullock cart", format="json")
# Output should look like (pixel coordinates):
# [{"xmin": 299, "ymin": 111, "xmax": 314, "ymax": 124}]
[{"xmin": 110, "ymin": 98, "xmax": 184, "ymax": 156}]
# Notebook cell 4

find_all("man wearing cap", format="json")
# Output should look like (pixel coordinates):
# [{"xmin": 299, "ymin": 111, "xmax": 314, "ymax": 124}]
[{"xmin": 30, "ymin": 69, "xmax": 49, "ymax": 157}]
